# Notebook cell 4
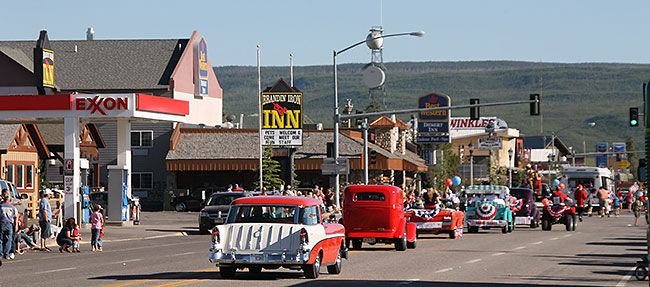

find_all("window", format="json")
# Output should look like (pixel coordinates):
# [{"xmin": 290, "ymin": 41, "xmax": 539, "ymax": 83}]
[
  {"xmin": 299, "ymin": 206, "xmax": 320, "ymax": 225},
  {"xmin": 6, "ymin": 164, "xmax": 13, "ymax": 184},
  {"xmin": 131, "ymin": 131, "xmax": 153, "ymax": 147},
  {"xmin": 228, "ymin": 205, "xmax": 297, "ymax": 224},
  {"xmin": 26, "ymin": 165, "xmax": 33, "ymax": 189},
  {"xmin": 16, "ymin": 165, "xmax": 24, "ymax": 188},
  {"xmin": 354, "ymin": 192, "xmax": 385, "ymax": 201},
  {"xmin": 132, "ymin": 172, "xmax": 153, "ymax": 189}
]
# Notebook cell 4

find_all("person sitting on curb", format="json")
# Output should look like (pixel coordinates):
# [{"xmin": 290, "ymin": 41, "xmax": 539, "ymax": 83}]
[{"xmin": 56, "ymin": 218, "xmax": 80, "ymax": 253}]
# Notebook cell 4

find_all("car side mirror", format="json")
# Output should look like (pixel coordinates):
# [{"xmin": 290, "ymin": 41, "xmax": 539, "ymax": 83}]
[{"xmin": 20, "ymin": 193, "xmax": 28, "ymax": 199}]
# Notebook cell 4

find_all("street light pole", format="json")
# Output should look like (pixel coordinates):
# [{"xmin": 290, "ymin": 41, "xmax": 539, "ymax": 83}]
[
  {"xmin": 508, "ymin": 148, "xmax": 513, "ymax": 188},
  {"xmin": 332, "ymin": 31, "xmax": 424, "ymax": 209},
  {"xmin": 468, "ymin": 142, "xmax": 474, "ymax": 186}
]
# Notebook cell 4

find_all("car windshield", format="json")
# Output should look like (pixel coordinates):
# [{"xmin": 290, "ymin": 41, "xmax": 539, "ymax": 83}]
[
  {"xmin": 227, "ymin": 205, "xmax": 297, "ymax": 224},
  {"xmin": 511, "ymin": 190, "xmax": 531, "ymax": 201},
  {"xmin": 206, "ymin": 194, "xmax": 243, "ymax": 206},
  {"xmin": 354, "ymin": 192, "xmax": 385, "ymax": 201}
]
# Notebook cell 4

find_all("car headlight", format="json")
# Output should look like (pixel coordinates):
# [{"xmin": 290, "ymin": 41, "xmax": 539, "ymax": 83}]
[{"xmin": 200, "ymin": 210, "xmax": 209, "ymax": 217}]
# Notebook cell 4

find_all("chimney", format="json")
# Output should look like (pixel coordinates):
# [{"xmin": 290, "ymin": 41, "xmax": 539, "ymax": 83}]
[{"xmin": 86, "ymin": 27, "xmax": 94, "ymax": 40}]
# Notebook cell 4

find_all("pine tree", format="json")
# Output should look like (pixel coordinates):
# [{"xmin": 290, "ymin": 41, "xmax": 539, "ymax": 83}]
[{"xmin": 254, "ymin": 145, "xmax": 283, "ymax": 190}]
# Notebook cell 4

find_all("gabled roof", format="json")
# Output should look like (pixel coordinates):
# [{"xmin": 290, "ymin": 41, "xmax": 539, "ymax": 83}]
[
  {"xmin": 36, "ymin": 123, "xmax": 105, "ymax": 148},
  {"xmin": 0, "ymin": 124, "xmax": 21, "ymax": 148},
  {"xmin": 0, "ymin": 124, "xmax": 49, "ymax": 158},
  {"xmin": 370, "ymin": 116, "xmax": 410, "ymax": 130},
  {"xmin": 0, "ymin": 39, "xmax": 188, "ymax": 90},
  {"xmin": 522, "ymin": 135, "xmax": 571, "ymax": 155}
]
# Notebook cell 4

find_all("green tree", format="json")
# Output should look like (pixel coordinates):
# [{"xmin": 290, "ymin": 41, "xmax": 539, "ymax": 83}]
[
  {"xmin": 428, "ymin": 143, "xmax": 460, "ymax": 191},
  {"xmin": 365, "ymin": 99, "xmax": 382, "ymax": 113},
  {"xmin": 488, "ymin": 150, "xmax": 508, "ymax": 186},
  {"xmin": 254, "ymin": 145, "xmax": 283, "ymax": 190}
]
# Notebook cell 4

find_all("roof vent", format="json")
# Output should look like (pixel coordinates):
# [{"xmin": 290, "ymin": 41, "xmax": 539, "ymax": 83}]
[{"xmin": 86, "ymin": 27, "xmax": 94, "ymax": 40}]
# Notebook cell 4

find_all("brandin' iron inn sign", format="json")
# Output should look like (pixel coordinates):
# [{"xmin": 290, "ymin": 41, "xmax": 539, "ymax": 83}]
[{"xmin": 261, "ymin": 92, "xmax": 303, "ymax": 146}]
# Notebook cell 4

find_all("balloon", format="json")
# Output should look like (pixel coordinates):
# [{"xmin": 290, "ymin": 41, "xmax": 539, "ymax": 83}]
[
  {"xmin": 553, "ymin": 179, "xmax": 560, "ymax": 186},
  {"xmin": 558, "ymin": 183, "xmax": 565, "ymax": 190},
  {"xmin": 444, "ymin": 178, "xmax": 453, "ymax": 187},
  {"xmin": 452, "ymin": 176, "xmax": 462, "ymax": 186}
]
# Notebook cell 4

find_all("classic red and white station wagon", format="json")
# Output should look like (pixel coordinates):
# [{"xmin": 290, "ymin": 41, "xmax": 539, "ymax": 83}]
[{"xmin": 209, "ymin": 196, "xmax": 347, "ymax": 279}]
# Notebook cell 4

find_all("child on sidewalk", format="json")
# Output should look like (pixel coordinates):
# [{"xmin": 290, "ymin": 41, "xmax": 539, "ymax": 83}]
[
  {"xmin": 90, "ymin": 204, "xmax": 104, "ymax": 252},
  {"xmin": 71, "ymin": 224, "xmax": 82, "ymax": 252}
]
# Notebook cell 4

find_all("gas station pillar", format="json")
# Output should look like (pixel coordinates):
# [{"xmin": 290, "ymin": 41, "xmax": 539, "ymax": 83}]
[
  {"xmin": 63, "ymin": 117, "xmax": 81, "ymax": 222},
  {"xmin": 107, "ymin": 119, "xmax": 132, "ymax": 223}
]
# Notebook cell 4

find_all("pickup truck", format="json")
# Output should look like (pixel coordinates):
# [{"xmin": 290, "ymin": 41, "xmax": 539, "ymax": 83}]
[{"xmin": 209, "ymin": 196, "xmax": 347, "ymax": 279}]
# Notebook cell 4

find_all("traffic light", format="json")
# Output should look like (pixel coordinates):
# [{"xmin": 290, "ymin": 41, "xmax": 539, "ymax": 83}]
[
  {"xmin": 530, "ymin": 94, "xmax": 540, "ymax": 116},
  {"xmin": 470, "ymin": 98, "xmax": 480, "ymax": 120},
  {"xmin": 629, "ymin": 107, "xmax": 639, "ymax": 127},
  {"xmin": 639, "ymin": 159, "xmax": 647, "ymax": 182},
  {"xmin": 369, "ymin": 149, "xmax": 377, "ymax": 166}
]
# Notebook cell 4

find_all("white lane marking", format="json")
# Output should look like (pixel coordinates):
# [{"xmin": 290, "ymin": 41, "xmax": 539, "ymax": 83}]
[
  {"xmin": 465, "ymin": 259, "xmax": 482, "ymax": 264},
  {"xmin": 532, "ymin": 241, "xmax": 543, "ymax": 245},
  {"xmin": 616, "ymin": 266, "xmax": 636, "ymax": 287},
  {"xmin": 435, "ymin": 268, "xmax": 453, "ymax": 273},
  {"xmin": 398, "ymin": 279, "xmax": 421, "ymax": 285},
  {"xmin": 112, "ymin": 258, "xmax": 143, "ymax": 264},
  {"xmin": 549, "ymin": 237, "xmax": 559, "ymax": 241},
  {"xmin": 492, "ymin": 252, "xmax": 506, "ymax": 256},
  {"xmin": 170, "ymin": 251, "xmax": 199, "ymax": 256},
  {"xmin": 513, "ymin": 246, "xmax": 526, "ymax": 250},
  {"xmin": 35, "ymin": 267, "xmax": 77, "ymax": 274},
  {"xmin": 562, "ymin": 234, "xmax": 573, "ymax": 238}
]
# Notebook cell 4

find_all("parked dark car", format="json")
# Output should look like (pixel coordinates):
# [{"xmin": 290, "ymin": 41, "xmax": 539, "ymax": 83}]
[
  {"xmin": 172, "ymin": 187, "xmax": 222, "ymax": 212},
  {"xmin": 510, "ymin": 187, "xmax": 540, "ymax": 228},
  {"xmin": 198, "ymin": 191, "xmax": 257, "ymax": 233},
  {"xmin": 89, "ymin": 192, "xmax": 108, "ymax": 211}
]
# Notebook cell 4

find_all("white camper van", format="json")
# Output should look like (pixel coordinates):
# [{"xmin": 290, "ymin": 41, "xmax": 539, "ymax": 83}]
[{"xmin": 560, "ymin": 167, "xmax": 615, "ymax": 207}]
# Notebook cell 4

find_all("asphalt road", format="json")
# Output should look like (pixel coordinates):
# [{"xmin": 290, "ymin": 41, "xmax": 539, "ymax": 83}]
[{"xmin": 0, "ymin": 211, "xmax": 647, "ymax": 287}]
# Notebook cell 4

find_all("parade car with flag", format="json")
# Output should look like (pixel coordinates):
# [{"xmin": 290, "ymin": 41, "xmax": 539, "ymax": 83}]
[
  {"xmin": 405, "ymin": 200, "xmax": 465, "ymax": 239},
  {"xmin": 509, "ymin": 187, "xmax": 540, "ymax": 228},
  {"xmin": 464, "ymin": 185, "xmax": 515, "ymax": 234},
  {"xmin": 343, "ymin": 185, "xmax": 417, "ymax": 251},
  {"xmin": 209, "ymin": 196, "xmax": 347, "ymax": 279}
]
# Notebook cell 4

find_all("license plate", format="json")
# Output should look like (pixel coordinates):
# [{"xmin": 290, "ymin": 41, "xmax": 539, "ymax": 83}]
[
  {"xmin": 251, "ymin": 254, "xmax": 266, "ymax": 263},
  {"xmin": 362, "ymin": 238, "xmax": 376, "ymax": 244},
  {"xmin": 417, "ymin": 222, "xmax": 443, "ymax": 229}
]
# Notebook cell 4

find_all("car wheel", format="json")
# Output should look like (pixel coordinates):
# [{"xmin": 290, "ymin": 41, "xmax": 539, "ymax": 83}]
[
  {"xmin": 468, "ymin": 226, "xmax": 479, "ymax": 233},
  {"xmin": 249, "ymin": 266, "xmax": 262, "ymax": 273},
  {"xmin": 407, "ymin": 235, "xmax": 417, "ymax": 249},
  {"xmin": 530, "ymin": 220, "xmax": 537, "ymax": 229},
  {"xmin": 303, "ymin": 252, "xmax": 321, "ymax": 279},
  {"xmin": 175, "ymin": 202, "xmax": 187, "ymax": 212},
  {"xmin": 395, "ymin": 227, "xmax": 407, "ymax": 251},
  {"xmin": 351, "ymin": 239, "xmax": 362, "ymax": 250},
  {"xmin": 219, "ymin": 266, "xmax": 236, "ymax": 279},
  {"xmin": 199, "ymin": 227, "xmax": 209, "ymax": 234},
  {"xmin": 327, "ymin": 249, "xmax": 342, "ymax": 274},
  {"xmin": 541, "ymin": 218, "xmax": 551, "ymax": 231},
  {"xmin": 571, "ymin": 214, "xmax": 577, "ymax": 231},
  {"xmin": 501, "ymin": 226, "xmax": 508, "ymax": 234},
  {"xmin": 635, "ymin": 266, "xmax": 648, "ymax": 281},
  {"xmin": 565, "ymin": 214, "xmax": 574, "ymax": 231}
]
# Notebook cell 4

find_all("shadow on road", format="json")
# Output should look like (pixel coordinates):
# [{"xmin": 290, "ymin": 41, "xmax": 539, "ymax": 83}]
[
  {"xmin": 288, "ymin": 279, "xmax": 603, "ymax": 287},
  {"xmin": 145, "ymin": 228, "xmax": 202, "ymax": 236},
  {"xmin": 90, "ymin": 270, "xmax": 306, "ymax": 281}
]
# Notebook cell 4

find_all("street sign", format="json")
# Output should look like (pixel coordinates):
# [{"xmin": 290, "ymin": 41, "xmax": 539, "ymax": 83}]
[
  {"xmin": 416, "ymin": 135, "xmax": 450, "ymax": 143},
  {"xmin": 612, "ymin": 142, "xmax": 626, "ymax": 153},
  {"xmin": 477, "ymin": 136, "xmax": 502, "ymax": 150},
  {"xmin": 596, "ymin": 154, "xmax": 608, "ymax": 167},
  {"xmin": 596, "ymin": 142, "xmax": 608, "ymax": 153},
  {"xmin": 322, "ymin": 158, "xmax": 350, "ymax": 175},
  {"xmin": 260, "ymin": 79, "xmax": 303, "ymax": 146},
  {"xmin": 618, "ymin": 160, "xmax": 630, "ymax": 169},
  {"xmin": 417, "ymin": 121, "xmax": 448, "ymax": 133}
]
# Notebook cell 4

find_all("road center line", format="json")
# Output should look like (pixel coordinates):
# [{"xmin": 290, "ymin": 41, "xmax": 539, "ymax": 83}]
[
  {"xmin": 616, "ymin": 266, "xmax": 636, "ymax": 287},
  {"xmin": 35, "ymin": 267, "xmax": 77, "ymax": 274},
  {"xmin": 549, "ymin": 237, "xmax": 559, "ymax": 241},
  {"xmin": 170, "ymin": 251, "xmax": 198, "ymax": 257},
  {"xmin": 465, "ymin": 259, "xmax": 482, "ymax": 264},
  {"xmin": 435, "ymin": 268, "xmax": 453, "ymax": 273},
  {"xmin": 562, "ymin": 234, "xmax": 573, "ymax": 238},
  {"xmin": 513, "ymin": 246, "xmax": 526, "ymax": 250},
  {"xmin": 492, "ymin": 252, "xmax": 506, "ymax": 256},
  {"xmin": 532, "ymin": 241, "xmax": 543, "ymax": 245},
  {"xmin": 111, "ymin": 258, "xmax": 143, "ymax": 264}
]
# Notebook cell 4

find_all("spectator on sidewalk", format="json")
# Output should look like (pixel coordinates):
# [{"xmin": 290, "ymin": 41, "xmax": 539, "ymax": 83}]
[
  {"xmin": 56, "ymin": 218, "xmax": 79, "ymax": 253},
  {"xmin": 38, "ymin": 189, "xmax": 53, "ymax": 252},
  {"xmin": 14, "ymin": 219, "xmax": 38, "ymax": 254},
  {"xmin": 1, "ymin": 189, "xmax": 18, "ymax": 264},
  {"xmin": 90, "ymin": 204, "xmax": 104, "ymax": 252}
]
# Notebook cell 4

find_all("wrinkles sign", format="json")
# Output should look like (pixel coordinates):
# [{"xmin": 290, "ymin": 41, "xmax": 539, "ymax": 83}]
[{"xmin": 261, "ymin": 92, "xmax": 303, "ymax": 146}]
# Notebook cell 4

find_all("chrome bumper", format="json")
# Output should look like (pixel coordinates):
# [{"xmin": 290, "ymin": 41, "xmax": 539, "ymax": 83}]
[
  {"xmin": 467, "ymin": 219, "xmax": 507, "ymax": 227},
  {"xmin": 209, "ymin": 249, "xmax": 311, "ymax": 265}
]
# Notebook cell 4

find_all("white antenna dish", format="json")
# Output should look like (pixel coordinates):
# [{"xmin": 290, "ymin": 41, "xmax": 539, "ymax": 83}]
[{"xmin": 362, "ymin": 65, "xmax": 386, "ymax": 88}]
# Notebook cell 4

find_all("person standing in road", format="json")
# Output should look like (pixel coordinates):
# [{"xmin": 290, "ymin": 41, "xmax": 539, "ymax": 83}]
[
  {"xmin": 574, "ymin": 185, "xmax": 588, "ymax": 222},
  {"xmin": 38, "ymin": 189, "xmax": 53, "ymax": 252},
  {"xmin": 633, "ymin": 196, "xmax": 644, "ymax": 226},
  {"xmin": 90, "ymin": 204, "xmax": 104, "ymax": 252},
  {"xmin": 0, "ymin": 189, "xmax": 18, "ymax": 264},
  {"xmin": 597, "ymin": 187, "xmax": 609, "ymax": 218}
]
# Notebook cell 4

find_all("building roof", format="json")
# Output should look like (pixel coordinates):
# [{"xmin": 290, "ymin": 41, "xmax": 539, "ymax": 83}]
[
  {"xmin": 523, "ymin": 135, "xmax": 571, "ymax": 155},
  {"xmin": 0, "ymin": 39, "xmax": 188, "ymax": 91},
  {"xmin": 36, "ymin": 123, "xmax": 105, "ymax": 148},
  {"xmin": 370, "ymin": 116, "xmax": 410, "ymax": 130},
  {"xmin": 0, "ymin": 124, "xmax": 21, "ymax": 148}
]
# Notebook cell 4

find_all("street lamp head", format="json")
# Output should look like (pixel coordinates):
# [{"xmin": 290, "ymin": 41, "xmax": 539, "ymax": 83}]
[
  {"xmin": 587, "ymin": 122, "xmax": 596, "ymax": 127},
  {"xmin": 410, "ymin": 31, "xmax": 425, "ymax": 37},
  {"xmin": 468, "ymin": 142, "xmax": 474, "ymax": 151},
  {"xmin": 508, "ymin": 148, "xmax": 513, "ymax": 157}
]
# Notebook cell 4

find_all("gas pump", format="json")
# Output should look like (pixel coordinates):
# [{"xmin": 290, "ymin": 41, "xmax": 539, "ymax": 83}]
[
  {"xmin": 81, "ymin": 185, "xmax": 90, "ymax": 223},
  {"xmin": 121, "ymin": 180, "xmax": 129, "ymax": 221}
]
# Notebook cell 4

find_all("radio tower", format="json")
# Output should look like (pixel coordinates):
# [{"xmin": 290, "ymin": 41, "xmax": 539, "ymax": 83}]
[{"xmin": 364, "ymin": 26, "xmax": 387, "ymax": 112}]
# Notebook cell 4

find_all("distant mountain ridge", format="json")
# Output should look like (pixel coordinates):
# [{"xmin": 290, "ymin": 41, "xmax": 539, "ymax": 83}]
[{"xmin": 215, "ymin": 61, "xmax": 648, "ymax": 150}]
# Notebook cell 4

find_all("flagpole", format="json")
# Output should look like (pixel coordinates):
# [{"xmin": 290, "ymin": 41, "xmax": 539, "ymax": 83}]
[{"xmin": 257, "ymin": 45, "xmax": 263, "ymax": 189}]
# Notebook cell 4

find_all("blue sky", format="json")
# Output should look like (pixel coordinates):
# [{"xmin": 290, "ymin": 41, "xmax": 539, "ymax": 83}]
[{"xmin": 2, "ymin": 0, "xmax": 649, "ymax": 66}]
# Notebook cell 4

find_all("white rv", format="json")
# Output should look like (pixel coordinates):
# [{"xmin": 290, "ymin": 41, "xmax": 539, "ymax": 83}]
[{"xmin": 559, "ymin": 167, "xmax": 615, "ymax": 207}]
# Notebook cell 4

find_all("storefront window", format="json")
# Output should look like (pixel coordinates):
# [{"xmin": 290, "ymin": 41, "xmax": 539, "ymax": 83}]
[
  {"xmin": 16, "ymin": 165, "xmax": 23, "ymax": 188},
  {"xmin": 26, "ymin": 165, "xmax": 33, "ymax": 189},
  {"xmin": 6, "ymin": 164, "xmax": 13, "ymax": 183}
]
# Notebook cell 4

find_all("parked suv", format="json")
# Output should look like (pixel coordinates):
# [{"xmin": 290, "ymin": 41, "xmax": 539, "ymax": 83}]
[
  {"xmin": 172, "ymin": 187, "xmax": 223, "ymax": 212},
  {"xmin": 199, "ymin": 191, "xmax": 256, "ymax": 233}
]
